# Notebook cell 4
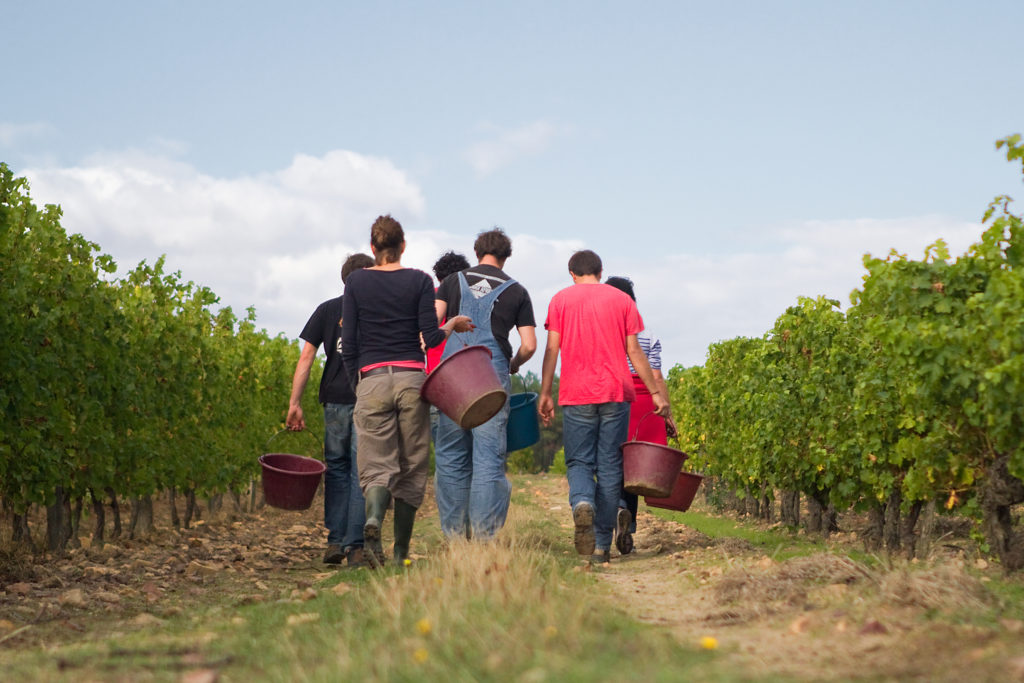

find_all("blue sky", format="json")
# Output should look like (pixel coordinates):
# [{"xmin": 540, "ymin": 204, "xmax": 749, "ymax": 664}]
[{"xmin": 4, "ymin": 1, "xmax": 1023, "ymax": 373}]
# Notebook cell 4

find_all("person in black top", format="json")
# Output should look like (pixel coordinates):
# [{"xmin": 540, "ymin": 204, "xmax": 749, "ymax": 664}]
[
  {"xmin": 287, "ymin": 252, "xmax": 375, "ymax": 566},
  {"xmin": 341, "ymin": 215, "xmax": 472, "ymax": 567},
  {"xmin": 433, "ymin": 228, "xmax": 537, "ymax": 539}
]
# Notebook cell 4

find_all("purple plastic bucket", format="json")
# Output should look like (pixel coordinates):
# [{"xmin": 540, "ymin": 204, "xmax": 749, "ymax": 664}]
[
  {"xmin": 259, "ymin": 453, "xmax": 325, "ymax": 511},
  {"xmin": 421, "ymin": 345, "xmax": 508, "ymax": 430}
]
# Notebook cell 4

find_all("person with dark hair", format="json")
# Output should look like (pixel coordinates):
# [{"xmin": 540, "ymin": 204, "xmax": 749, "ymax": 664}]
[
  {"xmin": 342, "ymin": 215, "xmax": 473, "ymax": 567},
  {"xmin": 432, "ymin": 251, "xmax": 471, "ymax": 285},
  {"xmin": 286, "ymin": 251, "xmax": 376, "ymax": 567},
  {"xmin": 604, "ymin": 275, "xmax": 677, "ymax": 556},
  {"xmin": 434, "ymin": 227, "xmax": 537, "ymax": 539},
  {"xmin": 539, "ymin": 250, "xmax": 669, "ymax": 564}
]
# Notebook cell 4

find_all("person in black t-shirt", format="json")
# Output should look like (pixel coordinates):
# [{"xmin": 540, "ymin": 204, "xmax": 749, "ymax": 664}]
[
  {"xmin": 433, "ymin": 228, "xmax": 537, "ymax": 540},
  {"xmin": 287, "ymin": 252, "xmax": 374, "ymax": 567}
]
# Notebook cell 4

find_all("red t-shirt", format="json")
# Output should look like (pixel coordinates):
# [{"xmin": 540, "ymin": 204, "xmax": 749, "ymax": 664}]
[
  {"xmin": 426, "ymin": 287, "xmax": 446, "ymax": 373},
  {"xmin": 545, "ymin": 282, "xmax": 643, "ymax": 405}
]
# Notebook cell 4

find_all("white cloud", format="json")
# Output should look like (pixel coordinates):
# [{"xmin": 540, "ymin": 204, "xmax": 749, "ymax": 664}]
[
  {"xmin": 463, "ymin": 121, "xmax": 561, "ymax": 176},
  {"xmin": 20, "ymin": 150, "xmax": 988, "ymax": 379},
  {"xmin": 24, "ymin": 149, "xmax": 426, "ymax": 339},
  {"xmin": 600, "ymin": 215, "xmax": 985, "ymax": 372},
  {"xmin": 0, "ymin": 121, "xmax": 53, "ymax": 146}
]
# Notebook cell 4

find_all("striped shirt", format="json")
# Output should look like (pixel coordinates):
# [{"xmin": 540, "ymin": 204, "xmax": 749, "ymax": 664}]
[{"xmin": 627, "ymin": 331, "xmax": 661, "ymax": 374}]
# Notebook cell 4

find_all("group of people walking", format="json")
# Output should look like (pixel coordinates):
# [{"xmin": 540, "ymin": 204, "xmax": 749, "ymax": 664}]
[{"xmin": 286, "ymin": 215, "xmax": 671, "ymax": 568}]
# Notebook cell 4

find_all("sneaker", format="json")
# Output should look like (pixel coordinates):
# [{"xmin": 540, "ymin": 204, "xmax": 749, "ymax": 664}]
[
  {"xmin": 363, "ymin": 521, "xmax": 386, "ymax": 569},
  {"xmin": 346, "ymin": 546, "xmax": 366, "ymax": 568},
  {"xmin": 323, "ymin": 544, "xmax": 345, "ymax": 565},
  {"xmin": 591, "ymin": 549, "xmax": 611, "ymax": 565},
  {"xmin": 614, "ymin": 508, "xmax": 634, "ymax": 556},
  {"xmin": 573, "ymin": 502, "xmax": 596, "ymax": 556}
]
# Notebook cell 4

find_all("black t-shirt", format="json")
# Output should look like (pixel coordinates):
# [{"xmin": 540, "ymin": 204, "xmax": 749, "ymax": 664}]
[
  {"xmin": 436, "ymin": 264, "xmax": 536, "ymax": 361},
  {"xmin": 341, "ymin": 268, "xmax": 446, "ymax": 378},
  {"xmin": 299, "ymin": 296, "xmax": 356, "ymax": 405}
]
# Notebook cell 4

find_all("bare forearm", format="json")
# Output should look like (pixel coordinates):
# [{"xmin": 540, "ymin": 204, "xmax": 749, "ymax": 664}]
[
  {"xmin": 540, "ymin": 345, "xmax": 558, "ymax": 396},
  {"xmin": 290, "ymin": 362, "xmax": 312, "ymax": 407}
]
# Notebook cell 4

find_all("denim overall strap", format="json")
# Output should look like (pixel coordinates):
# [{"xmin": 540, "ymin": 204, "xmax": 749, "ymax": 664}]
[{"xmin": 441, "ymin": 271, "xmax": 516, "ymax": 374}]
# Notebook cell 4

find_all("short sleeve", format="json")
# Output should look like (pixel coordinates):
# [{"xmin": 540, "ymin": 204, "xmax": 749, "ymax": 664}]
[
  {"xmin": 625, "ymin": 299, "xmax": 644, "ymax": 337},
  {"xmin": 647, "ymin": 336, "xmax": 662, "ymax": 370},
  {"xmin": 544, "ymin": 294, "xmax": 562, "ymax": 332},
  {"xmin": 299, "ymin": 303, "xmax": 326, "ymax": 348}
]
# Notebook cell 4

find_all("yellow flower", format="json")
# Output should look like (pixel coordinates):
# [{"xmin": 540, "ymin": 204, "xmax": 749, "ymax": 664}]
[
  {"xmin": 414, "ymin": 647, "xmax": 429, "ymax": 663},
  {"xmin": 699, "ymin": 636, "xmax": 718, "ymax": 650},
  {"xmin": 416, "ymin": 618, "xmax": 432, "ymax": 635},
  {"xmin": 404, "ymin": 558, "xmax": 412, "ymax": 567}
]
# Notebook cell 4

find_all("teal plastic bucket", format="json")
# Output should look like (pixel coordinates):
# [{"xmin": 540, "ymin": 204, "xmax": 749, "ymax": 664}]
[{"xmin": 506, "ymin": 392, "xmax": 540, "ymax": 451}]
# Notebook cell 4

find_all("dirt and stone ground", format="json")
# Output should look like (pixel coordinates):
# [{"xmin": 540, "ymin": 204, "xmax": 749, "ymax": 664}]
[{"xmin": 2, "ymin": 474, "xmax": 1024, "ymax": 681}]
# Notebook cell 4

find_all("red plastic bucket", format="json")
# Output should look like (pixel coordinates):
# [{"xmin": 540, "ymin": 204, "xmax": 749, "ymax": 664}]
[
  {"xmin": 645, "ymin": 471, "xmax": 704, "ymax": 512},
  {"xmin": 259, "ymin": 430, "xmax": 325, "ymax": 510},
  {"xmin": 421, "ymin": 345, "xmax": 508, "ymax": 430},
  {"xmin": 622, "ymin": 413, "xmax": 687, "ymax": 497}
]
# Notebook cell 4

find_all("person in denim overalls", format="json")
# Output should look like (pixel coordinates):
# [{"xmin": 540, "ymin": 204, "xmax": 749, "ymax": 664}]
[{"xmin": 434, "ymin": 229, "xmax": 536, "ymax": 540}]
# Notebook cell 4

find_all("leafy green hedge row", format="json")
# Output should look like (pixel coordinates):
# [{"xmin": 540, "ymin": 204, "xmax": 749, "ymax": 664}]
[
  {"xmin": 0, "ymin": 164, "xmax": 321, "ymax": 513},
  {"xmin": 667, "ymin": 136, "xmax": 1024, "ymax": 564}
]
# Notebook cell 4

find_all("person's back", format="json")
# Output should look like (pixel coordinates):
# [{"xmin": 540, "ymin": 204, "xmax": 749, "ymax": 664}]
[
  {"xmin": 432, "ymin": 228, "xmax": 537, "ymax": 540},
  {"xmin": 546, "ymin": 282, "xmax": 639, "ymax": 406},
  {"xmin": 539, "ymin": 249, "xmax": 669, "ymax": 564},
  {"xmin": 342, "ymin": 267, "xmax": 443, "ymax": 373}
]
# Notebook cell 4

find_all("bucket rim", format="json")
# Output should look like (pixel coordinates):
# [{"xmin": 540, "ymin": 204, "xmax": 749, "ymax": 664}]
[
  {"xmin": 622, "ymin": 439, "xmax": 687, "ymax": 455},
  {"xmin": 259, "ymin": 453, "xmax": 326, "ymax": 476},
  {"xmin": 422, "ymin": 344, "xmax": 495, "ymax": 391}
]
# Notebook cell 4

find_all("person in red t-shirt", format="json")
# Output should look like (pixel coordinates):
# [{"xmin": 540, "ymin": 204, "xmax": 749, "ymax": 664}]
[{"xmin": 539, "ymin": 250, "xmax": 669, "ymax": 564}]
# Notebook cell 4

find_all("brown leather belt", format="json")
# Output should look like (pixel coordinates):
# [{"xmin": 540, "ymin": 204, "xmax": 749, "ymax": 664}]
[{"xmin": 359, "ymin": 365, "xmax": 424, "ymax": 380}]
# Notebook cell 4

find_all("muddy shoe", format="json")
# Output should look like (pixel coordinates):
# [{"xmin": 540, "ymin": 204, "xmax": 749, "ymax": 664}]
[
  {"xmin": 591, "ymin": 550, "xmax": 611, "ymax": 565},
  {"xmin": 614, "ymin": 507, "xmax": 634, "ymax": 556},
  {"xmin": 323, "ymin": 544, "xmax": 345, "ymax": 565},
  {"xmin": 363, "ymin": 486, "xmax": 391, "ymax": 570},
  {"xmin": 363, "ymin": 522, "xmax": 386, "ymax": 569},
  {"xmin": 573, "ymin": 502, "xmax": 596, "ymax": 556},
  {"xmin": 346, "ymin": 547, "xmax": 366, "ymax": 568}
]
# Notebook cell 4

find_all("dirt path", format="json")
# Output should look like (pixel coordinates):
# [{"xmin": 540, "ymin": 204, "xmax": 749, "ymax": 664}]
[
  {"xmin": 3, "ymin": 475, "xmax": 1024, "ymax": 681},
  {"xmin": 522, "ymin": 474, "xmax": 1024, "ymax": 682}
]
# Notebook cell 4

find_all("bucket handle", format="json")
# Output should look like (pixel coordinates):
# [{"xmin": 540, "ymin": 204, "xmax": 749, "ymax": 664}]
[
  {"xmin": 264, "ymin": 428, "xmax": 323, "ymax": 458},
  {"xmin": 630, "ymin": 411, "xmax": 668, "ymax": 442}
]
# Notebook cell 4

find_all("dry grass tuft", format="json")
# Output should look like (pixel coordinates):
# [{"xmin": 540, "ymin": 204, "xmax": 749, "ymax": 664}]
[
  {"xmin": 0, "ymin": 546, "xmax": 38, "ymax": 584},
  {"xmin": 878, "ymin": 561, "xmax": 989, "ymax": 610},
  {"xmin": 714, "ymin": 553, "xmax": 869, "ymax": 607}
]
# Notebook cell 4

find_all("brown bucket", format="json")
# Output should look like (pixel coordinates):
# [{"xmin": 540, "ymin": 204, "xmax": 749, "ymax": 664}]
[
  {"xmin": 622, "ymin": 413, "xmax": 687, "ymax": 497},
  {"xmin": 259, "ymin": 430, "xmax": 325, "ymax": 511},
  {"xmin": 645, "ymin": 471, "xmax": 704, "ymax": 512},
  {"xmin": 421, "ymin": 345, "xmax": 508, "ymax": 430}
]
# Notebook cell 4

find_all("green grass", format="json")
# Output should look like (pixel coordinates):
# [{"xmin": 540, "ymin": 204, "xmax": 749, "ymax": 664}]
[{"xmin": 2, "ymin": 487, "xmax": 749, "ymax": 683}]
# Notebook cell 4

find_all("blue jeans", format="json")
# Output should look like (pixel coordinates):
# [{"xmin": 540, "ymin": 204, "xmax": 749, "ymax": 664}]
[
  {"xmin": 434, "ymin": 374, "xmax": 512, "ymax": 539},
  {"xmin": 324, "ymin": 402, "xmax": 365, "ymax": 548},
  {"xmin": 562, "ymin": 402, "xmax": 631, "ymax": 551}
]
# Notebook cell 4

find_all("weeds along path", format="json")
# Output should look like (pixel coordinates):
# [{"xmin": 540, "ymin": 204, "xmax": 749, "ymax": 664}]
[
  {"xmin": 521, "ymin": 474, "xmax": 1024, "ymax": 681},
  {"xmin": 2, "ymin": 473, "xmax": 1023, "ymax": 681}
]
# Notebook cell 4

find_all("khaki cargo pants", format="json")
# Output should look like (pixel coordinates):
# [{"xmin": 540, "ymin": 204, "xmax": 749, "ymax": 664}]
[{"xmin": 353, "ymin": 369, "xmax": 430, "ymax": 507}]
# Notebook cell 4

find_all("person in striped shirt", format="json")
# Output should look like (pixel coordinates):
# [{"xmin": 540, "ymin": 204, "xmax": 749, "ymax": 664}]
[{"xmin": 605, "ymin": 276, "xmax": 677, "ymax": 556}]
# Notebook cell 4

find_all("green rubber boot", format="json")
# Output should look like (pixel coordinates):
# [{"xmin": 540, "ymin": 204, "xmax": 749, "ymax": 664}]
[
  {"xmin": 392, "ymin": 498, "xmax": 417, "ymax": 566},
  {"xmin": 363, "ymin": 486, "xmax": 391, "ymax": 569}
]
